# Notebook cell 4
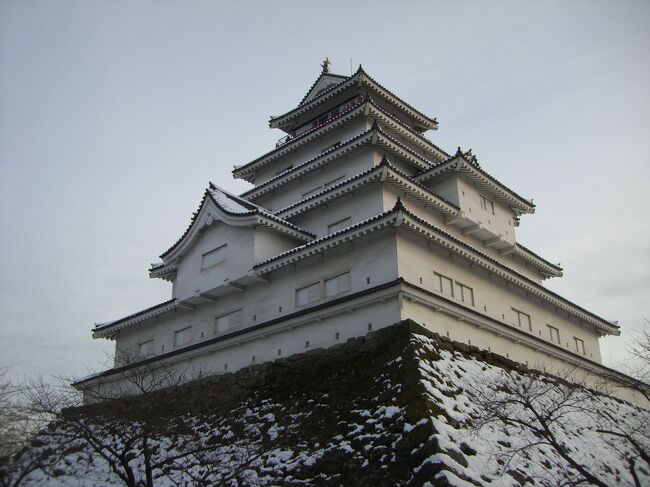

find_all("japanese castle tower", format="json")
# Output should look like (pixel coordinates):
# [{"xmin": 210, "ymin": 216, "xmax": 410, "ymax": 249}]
[{"xmin": 77, "ymin": 60, "xmax": 624, "ymax": 397}]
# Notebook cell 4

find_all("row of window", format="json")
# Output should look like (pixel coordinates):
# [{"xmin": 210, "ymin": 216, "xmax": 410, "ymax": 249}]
[
  {"xmin": 435, "ymin": 271, "xmax": 475, "ymax": 306},
  {"xmin": 512, "ymin": 308, "xmax": 586, "ymax": 355},
  {"xmin": 432, "ymin": 270, "xmax": 587, "ymax": 356},
  {"xmin": 138, "ymin": 272, "xmax": 354, "ymax": 356},
  {"xmin": 296, "ymin": 271, "xmax": 351, "ymax": 306}
]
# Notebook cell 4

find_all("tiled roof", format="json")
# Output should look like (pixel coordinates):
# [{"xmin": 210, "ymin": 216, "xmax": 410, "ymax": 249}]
[
  {"xmin": 239, "ymin": 127, "xmax": 377, "ymax": 199},
  {"xmin": 236, "ymin": 95, "xmax": 447, "ymax": 180},
  {"xmin": 78, "ymin": 279, "xmax": 625, "ymax": 387},
  {"xmin": 253, "ymin": 208, "xmax": 398, "ymax": 269},
  {"xmin": 233, "ymin": 95, "xmax": 366, "ymax": 177},
  {"xmin": 397, "ymin": 207, "xmax": 616, "ymax": 332},
  {"xmin": 515, "ymin": 242, "xmax": 563, "ymax": 273},
  {"xmin": 416, "ymin": 153, "xmax": 535, "ymax": 212},
  {"xmin": 270, "ymin": 66, "xmax": 438, "ymax": 131},
  {"xmin": 274, "ymin": 157, "xmax": 459, "ymax": 217},
  {"xmin": 93, "ymin": 299, "xmax": 176, "ymax": 331},
  {"xmin": 239, "ymin": 122, "xmax": 436, "ymax": 200},
  {"xmin": 158, "ymin": 185, "xmax": 315, "ymax": 259},
  {"xmin": 76, "ymin": 278, "xmax": 407, "ymax": 385},
  {"xmin": 255, "ymin": 201, "xmax": 617, "ymax": 333}
]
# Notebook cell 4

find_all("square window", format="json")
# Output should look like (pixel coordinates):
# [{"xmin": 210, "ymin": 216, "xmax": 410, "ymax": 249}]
[
  {"xmin": 324, "ymin": 272, "xmax": 351, "ymax": 297},
  {"xmin": 201, "ymin": 245, "xmax": 227, "ymax": 270},
  {"xmin": 138, "ymin": 340, "xmax": 153, "ymax": 357},
  {"xmin": 173, "ymin": 327, "xmax": 191, "ymax": 347},
  {"xmin": 215, "ymin": 309, "xmax": 242, "ymax": 335},
  {"xmin": 574, "ymin": 337, "xmax": 585, "ymax": 354},
  {"xmin": 457, "ymin": 283, "xmax": 474, "ymax": 306},
  {"xmin": 435, "ymin": 272, "xmax": 454, "ymax": 297},
  {"xmin": 296, "ymin": 282, "xmax": 321, "ymax": 306},
  {"xmin": 480, "ymin": 195, "xmax": 495, "ymax": 215},
  {"xmin": 513, "ymin": 309, "xmax": 532, "ymax": 331},
  {"xmin": 547, "ymin": 325, "xmax": 560, "ymax": 344}
]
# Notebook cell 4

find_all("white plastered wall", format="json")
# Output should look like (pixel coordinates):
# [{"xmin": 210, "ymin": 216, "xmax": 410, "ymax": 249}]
[
  {"xmin": 395, "ymin": 230, "xmax": 603, "ymax": 363},
  {"xmin": 115, "ymin": 229, "xmax": 399, "ymax": 360},
  {"xmin": 290, "ymin": 184, "xmax": 385, "ymax": 237},
  {"xmin": 381, "ymin": 185, "xmax": 542, "ymax": 282}
]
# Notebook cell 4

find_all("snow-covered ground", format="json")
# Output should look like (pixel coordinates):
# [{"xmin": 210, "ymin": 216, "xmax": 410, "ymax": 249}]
[{"xmin": 5, "ymin": 322, "xmax": 649, "ymax": 486}]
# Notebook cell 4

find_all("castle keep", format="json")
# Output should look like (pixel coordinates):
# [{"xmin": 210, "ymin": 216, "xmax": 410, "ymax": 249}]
[{"xmin": 77, "ymin": 60, "xmax": 623, "ymax": 397}]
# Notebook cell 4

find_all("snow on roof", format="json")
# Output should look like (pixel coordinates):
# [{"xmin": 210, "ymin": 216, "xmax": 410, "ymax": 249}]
[
  {"xmin": 208, "ymin": 185, "xmax": 257, "ymax": 214},
  {"xmin": 158, "ymin": 183, "xmax": 315, "ymax": 260}
]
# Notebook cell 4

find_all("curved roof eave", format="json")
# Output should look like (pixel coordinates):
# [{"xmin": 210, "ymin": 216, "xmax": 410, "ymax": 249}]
[
  {"xmin": 159, "ymin": 188, "xmax": 314, "ymax": 261},
  {"xmin": 416, "ymin": 155, "xmax": 535, "ymax": 214}
]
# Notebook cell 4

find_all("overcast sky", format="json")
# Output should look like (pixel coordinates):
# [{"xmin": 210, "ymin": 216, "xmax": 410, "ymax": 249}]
[{"xmin": 1, "ymin": 0, "xmax": 648, "ymax": 380}]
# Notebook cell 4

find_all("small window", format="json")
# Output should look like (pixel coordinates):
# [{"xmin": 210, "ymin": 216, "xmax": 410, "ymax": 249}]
[
  {"xmin": 296, "ymin": 282, "xmax": 321, "ymax": 306},
  {"xmin": 201, "ymin": 245, "xmax": 227, "ymax": 270},
  {"xmin": 215, "ymin": 309, "xmax": 242, "ymax": 335},
  {"xmin": 324, "ymin": 272, "xmax": 351, "ymax": 297},
  {"xmin": 547, "ymin": 325, "xmax": 560, "ymax": 344},
  {"xmin": 327, "ymin": 217, "xmax": 351, "ymax": 234},
  {"xmin": 435, "ymin": 272, "xmax": 454, "ymax": 297},
  {"xmin": 456, "ymin": 283, "xmax": 474, "ymax": 306},
  {"xmin": 480, "ymin": 195, "xmax": 495, "ymax": 215},
  {"xmin": 138, "ymin": 340, "xmax": 153, "ymax": 357},
  {"xmin": 574, "ymin": 337, "xmax": 585, "ymax": 355},
  {"xmin": 513, "ymin": 309, "xmax": 532, "ymax": 331},
  {"xmin": 173, "ymin": 327, "xmax": 191, "ymax": 347}
]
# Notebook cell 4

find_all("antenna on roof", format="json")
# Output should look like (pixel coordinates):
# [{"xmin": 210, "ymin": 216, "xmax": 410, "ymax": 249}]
[
  {"xmin": 321, "ymin": 57, "xmax": 331, "ymax": 74},
  {"xmin": 350, "ymin": 58, "xmax": 353, "ymax": 75}
]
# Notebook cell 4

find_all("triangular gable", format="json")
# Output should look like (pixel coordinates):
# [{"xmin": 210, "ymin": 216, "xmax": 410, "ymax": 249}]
[
  {"xmin": 158, "ymin": 185, "xmax": 314, "ymax": 262},
  {"xmin": 295, "ymin": 58, "xmax": 349, "ymax": 106},
  {"xmin": 299, "ymin": 72, "xmax": 349, "ymax": 106}
]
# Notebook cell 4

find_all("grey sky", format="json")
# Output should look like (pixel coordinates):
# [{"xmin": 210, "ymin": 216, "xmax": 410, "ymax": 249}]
[{"xmin": 1, "ymin": 0, "xmax": 648, "ymax": 379}]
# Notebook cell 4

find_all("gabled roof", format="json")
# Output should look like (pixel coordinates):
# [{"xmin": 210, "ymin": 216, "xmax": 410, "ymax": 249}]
[
  {"xmin": 415, "ymin": 149, "xmax": 535, "ymax": 215},
  {"xmin": 156, "ymin": 185, "xmax": 314, "ymax": 263},
  {"xmin": 269, "ymin": 66, "xmax": 438, "ymax": 133}
]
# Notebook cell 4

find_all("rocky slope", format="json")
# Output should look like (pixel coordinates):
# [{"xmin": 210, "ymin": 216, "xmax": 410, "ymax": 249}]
[{"xmin": 5, "ymin": 320, "xmax": 649, "ymax": 486}]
